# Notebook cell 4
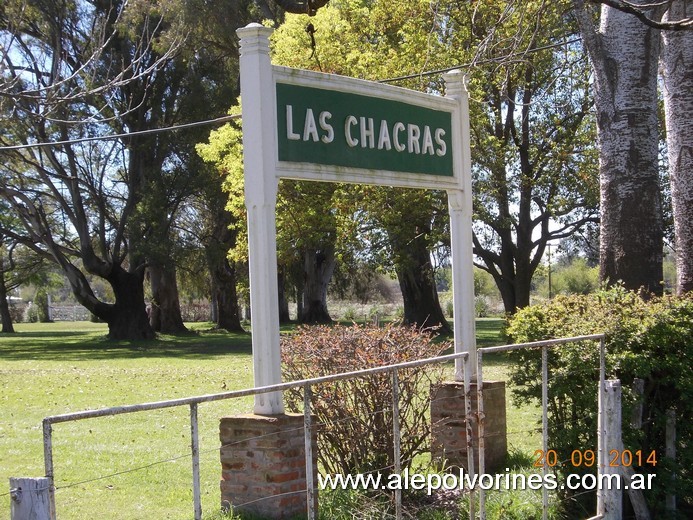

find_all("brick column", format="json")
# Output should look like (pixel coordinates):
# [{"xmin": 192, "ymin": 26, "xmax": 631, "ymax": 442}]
[
  {"xmin": 431, "ymin": 381, "xmax": 507, "ymax": 473},
  {"xmin": 220, "ymin": 413, "xmax": 317, "ymax": 519}
]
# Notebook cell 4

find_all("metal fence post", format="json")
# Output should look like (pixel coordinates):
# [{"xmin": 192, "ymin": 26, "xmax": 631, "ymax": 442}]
[
  {"xmin": 304, "ymin": 385, "xmax": 316, "ymax": 520},
  {"xmin": 597, "ymin": 338, "xmax": 606, "ymax": 516},
  {"xmin": 190, "ymin": 403, "xmax": 202, "ymax": 520},
  {"xmin": 392, "ymin": 369, "xmax": 402, "ymax": 520},
  {"xmin": 463, "ymin": 355, "xmax": 475, "ymax": 520},
  {"xmin": 541, "ymin": 345, "xmax": 549, "ymax": 520},
  {"xmin": 476, "ymin": 349, "xmax": 486, "ymax": 520},
  {"xmin": 666, "ymin": 408, "xmax": 676, "ymax": 513}
]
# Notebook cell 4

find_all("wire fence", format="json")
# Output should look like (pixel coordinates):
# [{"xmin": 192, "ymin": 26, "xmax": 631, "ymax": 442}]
[{"xmin": 27, "ymin": 334, "xmax": 608, "ymax": 520}]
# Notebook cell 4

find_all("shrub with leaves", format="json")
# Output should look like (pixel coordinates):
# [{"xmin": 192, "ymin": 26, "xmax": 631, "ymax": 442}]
[
  {"xmin": 507, "ymin": 287, "xmax": 693, "ymax": 516},
  {"xmin": 281, "ymin": 323, "xmax": 449, "ymax": 476}
]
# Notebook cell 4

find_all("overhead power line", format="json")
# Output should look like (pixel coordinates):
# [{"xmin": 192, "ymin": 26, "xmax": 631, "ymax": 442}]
[
  {"xmin": 0, "ymin": 37, "xmax": 581, "ymax": 152},
  {"xmin": 0, "ymin": 114, "xmax": 241, "ymax": 152}
]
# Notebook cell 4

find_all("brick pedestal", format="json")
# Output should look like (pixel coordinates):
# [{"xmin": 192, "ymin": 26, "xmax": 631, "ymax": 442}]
[
  {"xmin": 431, "ymin": 381, "xmax": 507, "ymax": 473},
  {"xmin": 220, "ymin": 413, "xmax": 317, "ymax": 519}
]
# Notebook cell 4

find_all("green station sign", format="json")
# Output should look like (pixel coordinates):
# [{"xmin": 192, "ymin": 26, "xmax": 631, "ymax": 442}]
[{"xmin": 276, "ymin": 82, "xmax": 454, "ymax": 177}]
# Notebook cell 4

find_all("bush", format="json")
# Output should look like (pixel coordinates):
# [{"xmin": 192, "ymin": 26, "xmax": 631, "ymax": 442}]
[
  {"xmin": 342, "ymin": 306, "xmax": 357, "ymax": 321},
  {"xmin": 8, "ymin": 302, "xmax": 25, "ymax": 324},
  {"xmin": 554, "ymin": 257, "xmax": 599, "ymax": 295},
  {"xmin": 24, "ymin": 302, "xmax": 39, "ymax": 323},
  {"xmin": 281, "ymin": 323, "xmax": 449, "ymax": 476},
  {"xmin": 507, "ymin": 287, "xmax": 693, "ymax": 517},
  {"xmin": 475, "ymin": 295, "xmax": 490, "ymax": 317}
]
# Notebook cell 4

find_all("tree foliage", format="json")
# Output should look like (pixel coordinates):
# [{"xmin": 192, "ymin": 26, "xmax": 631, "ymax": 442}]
[
  {"xmin": 0, "ymin": 0, "xmax": 259, "ymax": 337},
  {"xmin": 272, "ymin": 0, "xmax": 599, "ymax": 316},
  {"xmin": 508, "ymin": 288, "xmax": 693, "ymax": 515}
]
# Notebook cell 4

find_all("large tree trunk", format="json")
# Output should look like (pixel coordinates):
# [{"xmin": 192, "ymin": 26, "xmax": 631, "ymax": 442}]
[
  {"xmin": 67, "ymin": 263, "xmax": 154, "ymax": 340},
  {"xmin": 149, "ymin": 262, "xmax": 187, "ymax": 333},
  {"xmin": 210, "ymin": 260, "xmax": 243, "ymax": 332},
  {"xmin": 489, "ymin": 267, "xmax": 531, "ymax": 316},
  {"xmin": 0, "ymin": 269, "xmax": 15, "ymax": 333},
  {"xmin": 661, "ymin": 1, "xmax": 693, "ymax": 295},
  {"xmin": 299, "ymin": 246, "xmax": 335, "ymax": 324},
  {"xmin": 480, "ymin": 232, "xmax": 533, "ymax": 316},
  {"xmin": 105, "ymin": 267, "xmax": 156, "ymax": 340},
  {"xmin": 205, "ymin": 206, "xmax": 244, "ymax": 331},
  {"xmin": 574, "ymin": 0, "xmax": 664, "ymax": 296},
  {"xmin": 393, "ymin": 234, "xmax": 450, "ymax": 332}
]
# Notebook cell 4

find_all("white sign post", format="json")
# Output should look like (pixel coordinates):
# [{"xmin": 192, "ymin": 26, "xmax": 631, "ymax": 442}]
[{"xmin": 237, "ymin": 23, "xmax": 475, "ymax": 415}]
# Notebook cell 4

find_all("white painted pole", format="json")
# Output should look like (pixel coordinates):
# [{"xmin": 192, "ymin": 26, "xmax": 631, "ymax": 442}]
[
  {"xmin": 236, "ymin": 23, "xmax": 284, "ymax": 414},
  {"xmin": 443, "ymin": 70, "xmax": 476, "ymax": 382}
]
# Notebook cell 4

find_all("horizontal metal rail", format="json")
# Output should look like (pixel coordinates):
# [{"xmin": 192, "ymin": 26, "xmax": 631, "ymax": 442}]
[
  {"xmin": 478, "ymin": 334, "xmax": 605, "ymax": 355},
  {"xmin": 42, "ymin": 350, "xmax": 469, "ymax": 425}
]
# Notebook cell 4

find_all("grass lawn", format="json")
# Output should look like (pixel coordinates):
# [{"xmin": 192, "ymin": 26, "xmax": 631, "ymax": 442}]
[{"xmin": 0, "ymin": 318, "xmax": 540, "ymax": 520}]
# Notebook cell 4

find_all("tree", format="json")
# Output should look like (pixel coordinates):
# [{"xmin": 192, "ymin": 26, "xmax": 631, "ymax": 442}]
[
  {"xmin": 370, "ymin": 188, "xmax": 451, "ymax": 330},
  {"xmin": 198, "ymin": 111, "xmax": 341, "ymax": 325},
  {"xmin": 176, "ymin": 161, "xmax": 245, "ymax": 332},
  {"xmin": 587, "ymin": 0, "xmax": 693, "ymax": 30},
  {"xmin": 0, "ymin": 1, "xmax": 185, "ymax": 339},
  {"xmin": 270, "ymin": 0, "xmax": 454, "ymax": 328},
  {"xmin": 453, "ymin": 1, "xmax": 600, "ymax": 313},
  {"xmin": 0, "ymin": 202, "xmax": 48, "ymax": 333},
  {"xmin": 573, "ymin": 0, "xmax": 665, "ymax": 295},
  {"xmin": 269, "ymin": 0, "xmax": 603, "ymax": 318},
  {"xmin": 1, "ymin": 1, "xmax": 261, "ymax": 338},
  {"xmin": 196, "ymin": 111, "xmax": 249, "ymax": 330},
  {"xmin": 277, "ymin": 181, "xmax": 339, "ymax": 323},
  {"xmin": 660, "ymin": 1, "xmax": 693, "ymax": 294}
]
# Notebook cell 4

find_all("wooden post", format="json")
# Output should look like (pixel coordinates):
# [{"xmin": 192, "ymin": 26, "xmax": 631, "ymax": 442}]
[
  {"xmin": 603, "ymin": 380, "xmax": 622, "ymax": 520},
  {"xmin": 9, "ymin": 477, "xmax": 55, "ymax": 520}
]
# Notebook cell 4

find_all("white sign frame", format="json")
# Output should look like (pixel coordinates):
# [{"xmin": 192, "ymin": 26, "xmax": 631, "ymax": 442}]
[{"xmin": 237, "ymin": 24, "xmax": 475, "ymax": 414}]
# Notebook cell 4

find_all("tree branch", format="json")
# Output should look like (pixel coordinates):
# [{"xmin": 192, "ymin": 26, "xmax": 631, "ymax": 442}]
[{"xmin": 588, "ymin": 0, "xmax": 693, "ymax": 30}]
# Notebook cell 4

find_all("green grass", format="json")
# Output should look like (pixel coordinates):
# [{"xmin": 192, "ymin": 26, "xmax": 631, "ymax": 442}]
[
  {"xmin": 0, "ymin": 318, "xmax": 541, "ymax": 520},
  {"xmin": 1, "ymin": 322, "xmax": 254, "ymax": 520}
]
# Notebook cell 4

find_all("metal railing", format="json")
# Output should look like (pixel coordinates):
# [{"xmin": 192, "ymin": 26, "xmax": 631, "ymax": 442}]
[
  {"xmin": 41, "ymin": 333, "xmax": 607, "ymax": 520},
  {"xmin": 476, "ymin": 334, "xmax": 606, "ymax": 520},
  {"xmin": 42, "ymin": 349, "xmax": 474, "ymax": 520}
]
